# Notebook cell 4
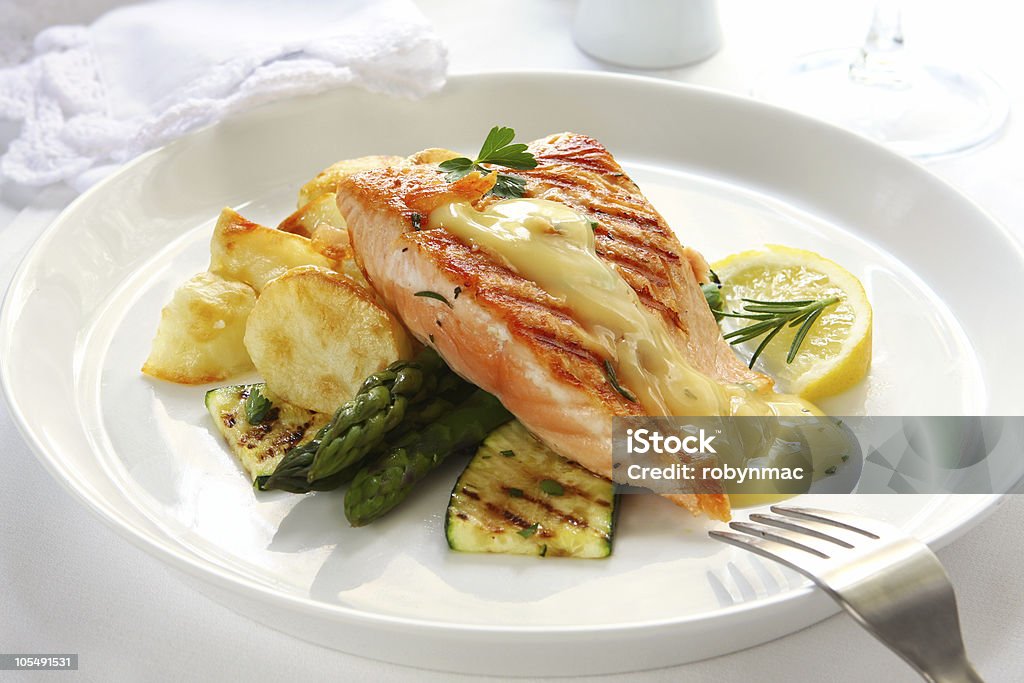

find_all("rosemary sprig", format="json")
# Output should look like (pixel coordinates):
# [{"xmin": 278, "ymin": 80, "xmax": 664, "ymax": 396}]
[
  {"xmin": 721, "ymin": 296, "xmax": 841, "ymax": 368},
  {"xmin": 603, "ymin": 360, "xmax": 637, "ymax": 403},
  {"xmin": 414, "ymin": 290, "xmax": 453, "ymax": 308},
  {"xmin": 438, "ymin": 126, "xmax": 538, "ymax": 198}
]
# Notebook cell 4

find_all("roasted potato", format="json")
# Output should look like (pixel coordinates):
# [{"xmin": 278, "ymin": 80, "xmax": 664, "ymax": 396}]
[
  {"xmin": 298, "ymin": 155, "xmax": 404, "ymax": 207},
  {"xmin": 142, "ymin": 272, "xmax": 256, "ymax": 384},
  {"xmin": 209, "ymin": 207, "xmax": 334, "ymax": 292},
  {"xmin": 277, "ymin": 192, "xmax": 346, "ymax": 240},
  {"xmin": 277, "ymin": 193, "xmax": 370, "ymax": 288},
  {"xmin": 312, "ymin": 227, "xmax": 370, "ymax": 290},
  {"xmin": 244, "ymin": 266, "xmax": 413, "ymax": 413}
]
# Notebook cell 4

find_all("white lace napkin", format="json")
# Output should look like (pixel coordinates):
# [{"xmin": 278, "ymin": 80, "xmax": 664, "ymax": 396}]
[{"xmin": 0, "ymin": 0, "xmax": 447, "ymax": 191}]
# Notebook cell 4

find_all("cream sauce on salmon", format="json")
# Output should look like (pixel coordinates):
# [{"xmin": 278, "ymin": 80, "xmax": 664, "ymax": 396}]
[{"xmin": 429, "ymin": 198, "xmax": 824, "ymax": 420}]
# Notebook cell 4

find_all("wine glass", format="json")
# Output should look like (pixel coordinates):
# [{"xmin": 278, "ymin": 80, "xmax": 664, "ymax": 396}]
[{"xmin": 752, "ymin": 1, "xmax": 1009, "ymax": 158}]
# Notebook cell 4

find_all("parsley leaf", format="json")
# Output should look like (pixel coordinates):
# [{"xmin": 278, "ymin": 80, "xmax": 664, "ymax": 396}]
[
  {"xmin": 438, "ymin": 156, "xmax": 474, "ymax": 180},
  {"xmin": 489, "ymin": 173, "xmax": 528, "ymax": 199},
  {"xmin": 477, "ymin": 125, "xmax": 517, "ymax": 161},
  {"xmin": 437, "ymin": 126, "xmax": 537, "ymax": 198},
  {"xmin": 476, "ymin": 126, "xmax": 537, "ymax": 169},
  {"xmin": 245, "ymin": 386, "xmax": 273, "ymax": 424}
]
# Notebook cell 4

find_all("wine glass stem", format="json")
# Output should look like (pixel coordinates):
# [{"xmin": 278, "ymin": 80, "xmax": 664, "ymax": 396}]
[{"xmin": 849, "ymin": 0, "xmax": 908, "ymax": 87}]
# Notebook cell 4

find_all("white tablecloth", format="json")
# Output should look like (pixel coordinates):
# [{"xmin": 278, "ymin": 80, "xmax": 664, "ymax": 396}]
[{"xmin": 3, "ymin": 1, "xmax": 1023, "ymax": 680}]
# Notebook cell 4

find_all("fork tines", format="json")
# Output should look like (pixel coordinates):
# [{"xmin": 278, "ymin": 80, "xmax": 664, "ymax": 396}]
[{"xmin": 709, "ymin": 505, "xmax": 880, "ymax": 570}]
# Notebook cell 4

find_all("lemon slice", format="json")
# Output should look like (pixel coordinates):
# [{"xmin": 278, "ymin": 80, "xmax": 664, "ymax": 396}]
[{"xmin": 712, "ymin": 245, "xmax": 872, "ymax": 400}]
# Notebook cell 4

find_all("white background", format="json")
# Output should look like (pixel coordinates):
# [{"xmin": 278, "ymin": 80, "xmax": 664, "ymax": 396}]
[{"xmin": 2, "ymin": 1, "xmax": 1023, "ymax": 680}]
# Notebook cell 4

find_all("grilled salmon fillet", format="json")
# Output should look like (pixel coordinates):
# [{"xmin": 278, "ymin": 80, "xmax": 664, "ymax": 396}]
[{"xmin": 337, "ymin": 133, "xmax": 772, "ymax": 521}]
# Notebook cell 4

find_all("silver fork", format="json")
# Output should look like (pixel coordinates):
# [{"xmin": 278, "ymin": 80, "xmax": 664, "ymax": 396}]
[{"xmin": 709, "ymin": 505, "xmax": 983, "ymax": 683}]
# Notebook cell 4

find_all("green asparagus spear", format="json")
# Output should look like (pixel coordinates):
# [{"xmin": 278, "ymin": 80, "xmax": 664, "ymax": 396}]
[
  {"xmin": 258, "ymin": 348, "xmax": 470, "ymax": 490},
  {"xmin": 306, "ymin": 349, "xmax": 472, "ymax": 482},
  {"xmin": 380, "ymin": 374, "xmax": 475, "ymax": 444},
  {"xmin": 254, "ymin": 432, "xmax": 356, "ymax": 493},
  {"xmin": 344, "ymin": 390, "xmax": 513, "ymax": 526},
  {"xmin": 258, "ymin": 389, "xmax": 472, "ymax": 493}
]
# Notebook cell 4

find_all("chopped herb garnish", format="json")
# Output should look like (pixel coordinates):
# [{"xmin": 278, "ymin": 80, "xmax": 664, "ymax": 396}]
[
  {"xmin": 603, "ymin": 360, "xmax": 637, "ymax": 403},
  {"xmin": 589, "ymin": 219, "xmax": 599, "ymax": 232},
  {"xmin": 508, "ymin": 487, "xmax": 524, "ymax": 498},
  {"xmin": 500, "ymin": 449, "xmax": 515, "ymax": 457},
  {"xmin": 411, "ymin": 213, "xmax": 423, "ymax": 230},
  {"xmin": 245, "ymin": 386, "xmax": 273, "ymax": 424},
  {"xmin": 518, "ymin": 523, "xmax": 539, "ymax": 538},
  {"xmin": 539, "ymin": 479, "xmax": 564, "ymax": 496},
  {"xmin": 825, "ymin": 465, "xmax": 837, "ymax": 475},
  {"xmin": 438, "ymin": 126, "xmax": 537, "ymax": 199},
  {"xmin": 453, "ymin": 286, "xmax": 462, "ymax": 300},
  {"xmin": 841, "ymin": 454, "xmax": 850, "ymax": 462},
  {"xmin": 720, "ymin": 296, "xmax": 842, "ymax": 368},
  {"xmin": 415, "ymin": 290, "xmax": 453, "ymax": 308},
  {"xmin": 539, "ymin": 544, "xmax": 548, "ymax": 557}
]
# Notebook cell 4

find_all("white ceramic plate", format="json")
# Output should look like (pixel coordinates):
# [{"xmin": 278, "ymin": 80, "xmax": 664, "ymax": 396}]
[{"xmin": 3, "ymin": 72, "xmax": 1022, "ymax": 676}]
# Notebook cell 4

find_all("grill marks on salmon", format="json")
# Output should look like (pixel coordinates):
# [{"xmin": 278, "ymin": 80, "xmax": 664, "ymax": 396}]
[{"xmin": 338, "ymin": 133, "xmax": 766, "ymax": 521}]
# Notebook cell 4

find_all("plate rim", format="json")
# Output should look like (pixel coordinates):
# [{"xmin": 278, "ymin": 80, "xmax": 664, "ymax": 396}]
[{"xmin": 0, "ymin": 69, "xmax": 1014, "ymax": 639}]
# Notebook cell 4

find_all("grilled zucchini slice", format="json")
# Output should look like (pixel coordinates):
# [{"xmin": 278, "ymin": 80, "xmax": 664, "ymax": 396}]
[
  {"xmin": 445, "ymin": 421, "xmax": 617, "ymax": 559},
  {"xmin": 205, "ymin": 383, "xmax": 329, "ymax": 483}
]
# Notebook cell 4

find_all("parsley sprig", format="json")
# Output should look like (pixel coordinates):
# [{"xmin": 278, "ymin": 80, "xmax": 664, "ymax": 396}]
[{"xmin": 438, "ymin": 126, "xmax": 538, "ymax": 198}]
